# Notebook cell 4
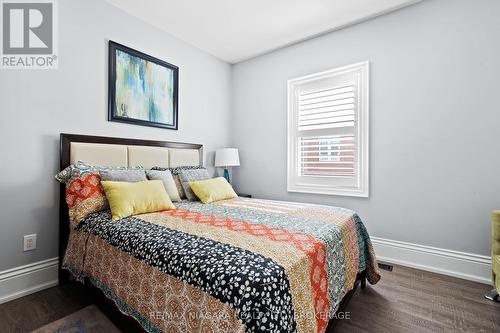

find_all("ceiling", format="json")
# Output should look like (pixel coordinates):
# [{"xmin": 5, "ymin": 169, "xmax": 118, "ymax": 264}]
[{"xmin": 105, "ymin": 0, "xmax": 421, "ymax": 64}]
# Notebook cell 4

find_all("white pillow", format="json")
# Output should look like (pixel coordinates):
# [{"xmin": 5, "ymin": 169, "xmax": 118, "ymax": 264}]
[{"xmin": 146, "ymin": 170, "xmax": 181, "ymax": 202}]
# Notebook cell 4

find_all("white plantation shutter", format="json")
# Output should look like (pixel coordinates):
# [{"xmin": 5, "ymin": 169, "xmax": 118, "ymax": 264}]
[
  {"xmin": 287, "ymin": 62, "xmax": 369, "ymax": 197},
  {"xmin": 298, "ymin": 85, "xmax": 355, "ymax": 131}
]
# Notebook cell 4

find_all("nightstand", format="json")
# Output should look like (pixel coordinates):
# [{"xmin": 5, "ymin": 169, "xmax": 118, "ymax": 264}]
[{"xmin": 237, "ymin": 193, "xmax": 252, "ymax": 198}]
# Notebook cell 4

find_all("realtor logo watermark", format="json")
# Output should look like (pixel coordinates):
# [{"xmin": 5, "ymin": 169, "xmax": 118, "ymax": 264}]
[{"xmin": 1, "ymin": 0, "xmax": 58, "ymax": 69}]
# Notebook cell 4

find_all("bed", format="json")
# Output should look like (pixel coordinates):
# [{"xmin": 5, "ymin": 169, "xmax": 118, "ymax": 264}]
[{"xmin": 58, "ymin": 133, "xmax": 380, "ymax": 333}]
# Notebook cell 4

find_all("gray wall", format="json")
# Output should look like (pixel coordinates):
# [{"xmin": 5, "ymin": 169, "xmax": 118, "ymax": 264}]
[
  {"xmin": 0, "ymin": 0, "xmax": 231, "ymax": 271},
  {"xmin": 1, "ymin": 0, "xmax": 498, "ymax": 272},
  {"xmin": 231, "ymin": 0, "xmax": 500, "ymax": 257}
]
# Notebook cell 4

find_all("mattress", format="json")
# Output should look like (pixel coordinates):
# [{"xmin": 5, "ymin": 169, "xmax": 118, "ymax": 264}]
[{"xmin": 63, "ymin": 197, "xmax": 380, "ymax": 333}]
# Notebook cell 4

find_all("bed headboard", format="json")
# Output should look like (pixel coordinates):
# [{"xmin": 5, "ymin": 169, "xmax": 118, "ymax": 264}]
[
  {"xmin": 60, "ymin": 133, "xmax": 203, "ymax": 170},
  {"xmin": 58, "ymin": 133, "xmax": 203, "ymax": 283}
]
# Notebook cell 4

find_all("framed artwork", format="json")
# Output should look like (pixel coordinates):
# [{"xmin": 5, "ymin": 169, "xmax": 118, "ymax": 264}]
[{"xmin": 108, "ymin": 41, "xmax": 179, "ymax": 130}]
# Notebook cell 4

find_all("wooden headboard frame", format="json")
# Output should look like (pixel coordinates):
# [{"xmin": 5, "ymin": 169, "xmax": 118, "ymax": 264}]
[{"xmin": 58, "ymin": 133, "xmax": 203, "ymax": 283}]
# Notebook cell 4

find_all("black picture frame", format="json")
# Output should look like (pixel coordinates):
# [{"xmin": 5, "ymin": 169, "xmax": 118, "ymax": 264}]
[{"xmin": 108, "ymin": 41, "xmax": 179, "ymax": 130}]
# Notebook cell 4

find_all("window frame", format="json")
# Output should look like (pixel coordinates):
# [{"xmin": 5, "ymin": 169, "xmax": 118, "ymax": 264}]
[{"xmin": 287, "ymin": 61, "xmax": 369, "ymax": 197}]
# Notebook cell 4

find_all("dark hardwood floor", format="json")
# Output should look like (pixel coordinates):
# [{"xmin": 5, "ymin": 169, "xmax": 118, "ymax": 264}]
[
  {"xmin": 0, "ymin": 265, "xmax": 498, "ymax": 333},
  {"xmin": 334, "ymin": 265, "xmax": 500, "ymax": 332},
  {"xmin": 0, "ymin": 281, "xmax": 91, "ymax": 333}
]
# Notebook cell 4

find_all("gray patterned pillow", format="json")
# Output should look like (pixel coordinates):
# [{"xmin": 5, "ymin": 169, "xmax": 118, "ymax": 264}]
[
  {"xmin": 99, "ymin": 169, "xmax": 147, "ymax": 182},
  {"xmin": 179, "ymin": 168, "xmax": 210, "ymax": 201},
  {"xmin": 146, "ymin": 170, "xmax": 181, "ymax": 202},
  {"xmin": 172, "ymin": 175, "xmax": 186, "ymax": 199},
  {"xmin": 55, "ymin": 161, "xmax": 144, "ymax": 184},
  {"xmin": 152, "ymin": 165, "xmax": 203, "ymax": 175},
  {"xmin": 152, "ymin": 166, "xmax": 205, "ymax": 199}
]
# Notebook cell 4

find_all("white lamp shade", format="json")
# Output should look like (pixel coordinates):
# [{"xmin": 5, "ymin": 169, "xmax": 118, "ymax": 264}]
[{"xmin": 215, "ymin": 148, "xmax": 240, "ymax": 167}]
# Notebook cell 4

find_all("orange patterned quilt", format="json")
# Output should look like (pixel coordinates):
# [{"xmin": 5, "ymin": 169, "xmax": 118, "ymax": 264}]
[{"xmin": 63, "ymin": 197, "xmax": 379, "ymax": 333}]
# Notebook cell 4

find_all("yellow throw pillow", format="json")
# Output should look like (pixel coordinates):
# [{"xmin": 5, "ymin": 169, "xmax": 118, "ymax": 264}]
[
  {"xmin": 101, "ymin": 180, "xmax": 175, "ymax": 221},
  {"xmin": 189, "ymin": 177, "xmax": 237, "ymax": 204}
]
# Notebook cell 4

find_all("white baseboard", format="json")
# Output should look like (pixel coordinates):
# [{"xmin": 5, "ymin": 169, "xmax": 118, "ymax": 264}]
[
  {"xmin": 0, "ymin": 257, "xmax": 59, "ymax": 304},
  {"xmin": 371, "ymin": 237, "xmax": 491, "ymax": 285}
]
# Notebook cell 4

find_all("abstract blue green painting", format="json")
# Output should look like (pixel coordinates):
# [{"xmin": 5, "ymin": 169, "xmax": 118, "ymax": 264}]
[{"xmin": 108, "ymin": 41, "xmax": 178, "ymax": 129}]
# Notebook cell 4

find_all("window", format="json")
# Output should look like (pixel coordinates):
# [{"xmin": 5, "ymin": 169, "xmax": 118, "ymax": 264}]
[
  {"xmin": 318, "ymin": 137, "xmax": 341, "ymax": 162},
  {"xmin": 287, "ymin": 62, "xmax": 369, "ymax": 197}
]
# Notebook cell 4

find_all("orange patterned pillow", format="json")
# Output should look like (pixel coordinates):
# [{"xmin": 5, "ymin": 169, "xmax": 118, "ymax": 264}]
[{"xmin": 66, "ymin": 173, "xmax": 108, "ymax": 228}]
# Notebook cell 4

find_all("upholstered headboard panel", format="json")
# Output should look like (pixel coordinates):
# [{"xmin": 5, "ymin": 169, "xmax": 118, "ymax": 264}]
[
  {"xmin": 69, "ymin": 143, "xmax": 201, "ymax": 168},
  {"xmin": 62, "ymin": 134, "xmax": 203, "ymax": 170},
  {"xmin": 70, "ymin": 143, "xmax": 129, "ymax": 167},
  {"xmin": 168, "ymin": 149, "xmax": 201, "ymax": 168},
  {"xmin": 127, "ymin": 145, "xmax": 169, "ymax": 168}
]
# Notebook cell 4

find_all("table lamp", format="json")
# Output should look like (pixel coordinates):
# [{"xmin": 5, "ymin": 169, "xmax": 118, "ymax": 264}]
[{"xmin": 215, "ymin": 148, "xmax": 240, "ymax": 183}]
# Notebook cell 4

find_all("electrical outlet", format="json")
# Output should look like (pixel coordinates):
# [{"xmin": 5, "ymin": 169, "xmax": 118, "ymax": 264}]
[{"xmin": 23, "ymin": 234, "xmax": 37, "ymax": 251}]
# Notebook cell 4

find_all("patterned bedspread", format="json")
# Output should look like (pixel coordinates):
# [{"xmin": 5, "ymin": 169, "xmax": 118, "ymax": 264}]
[{"xmin": 63, "ymin": 197, "xmax": 380, "ymax": 333}]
